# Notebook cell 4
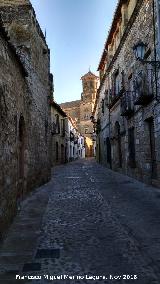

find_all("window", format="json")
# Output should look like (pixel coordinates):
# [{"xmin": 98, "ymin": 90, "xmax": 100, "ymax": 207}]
[
  {"xmin": 114, "ymin": 71, "xmax": 120, "ymax": 96},
  {"xmin": 128, "ymin": 127, "xmax": 136, "ymax": 167},
  {"xmin": 85, "ymin": 128, "xmax": 88, "ymax": 134},
  {"xmin": 90, "ymin": 81, "xmax": 94, "ymax": 88},
  {"xmin": 61, "ymin": 119, "xmax": 65, "ymax": 137},
  {"xmin": 84, "ymin": 113, "xmax": 89, "ymax": 120},
  {"xmin": 55, "ymin": 114, "xmax": 60, "ymax": 134}
]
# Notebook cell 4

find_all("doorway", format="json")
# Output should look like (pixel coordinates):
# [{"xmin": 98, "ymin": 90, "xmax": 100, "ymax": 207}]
[{"xmin": 147, "ymin": 118, "xmax": 157, "ymax": 179}]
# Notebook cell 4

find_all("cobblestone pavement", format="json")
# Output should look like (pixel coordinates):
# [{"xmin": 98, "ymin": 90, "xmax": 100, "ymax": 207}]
[{"xmin": 1, "ymin": 159, "xmax": 160, "ymax": 284}]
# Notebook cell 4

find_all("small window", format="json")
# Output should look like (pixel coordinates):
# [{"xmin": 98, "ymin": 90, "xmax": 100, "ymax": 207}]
[
  {"xmin": 55, "ymin": 114, "xmax": 60, "ymax": 134},
  {"xmin": 61, "ymin": 119, "xmax": 65, "ymax": 136},
  {"xmin": 115, "ymin": 72, "xmax": 120, "ymax": 96}
]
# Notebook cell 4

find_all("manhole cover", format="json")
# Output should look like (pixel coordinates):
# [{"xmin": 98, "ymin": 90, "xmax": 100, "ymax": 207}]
[
  {"xmin": 35, "ymin": 249, "xmax": 60, "ymax": 259},
  {"xmin": 22, "ymin": 263, "xmax": 41, "ymax": 272}
]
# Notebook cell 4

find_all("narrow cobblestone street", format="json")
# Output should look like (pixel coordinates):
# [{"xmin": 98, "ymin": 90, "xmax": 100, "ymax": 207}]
[{"xmin": 1, "ymin": 159, "xmax": 160, "ymax": 284}]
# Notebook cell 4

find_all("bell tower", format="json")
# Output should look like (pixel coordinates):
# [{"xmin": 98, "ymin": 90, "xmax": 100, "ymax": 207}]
[
  {"xmin": 81, "ymin": 70, "xmax": 99, "ymax": 104},
  {"xmin": 80, "ymin": 70, "xmax": 99, "ymax": 157}
]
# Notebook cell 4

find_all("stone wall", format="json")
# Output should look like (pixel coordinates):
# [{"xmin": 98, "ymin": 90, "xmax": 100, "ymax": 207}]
[
  {"xmin": 0, "ymin": 29, "xmax": 29, "ymax": 236},
  {"xmin": 0, "ymin": 1, "xmax": 52, "ymax": 237}
]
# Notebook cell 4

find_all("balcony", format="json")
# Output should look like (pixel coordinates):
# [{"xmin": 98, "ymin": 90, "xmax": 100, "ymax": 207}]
[
  {"xmin": 108, "ymin": 87, "xmax": 124, "ymax": 109},
  {"xmin": 121, "ymin": 91, "xmax": 135, "ymax": 117},
  {"xmin": 133, "ymin": 69, "xmax": 154, "ymax": 105}
]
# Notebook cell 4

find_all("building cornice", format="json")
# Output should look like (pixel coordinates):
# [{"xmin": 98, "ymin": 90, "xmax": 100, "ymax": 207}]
[
  {"xmin": 98, "ymin": 0, "xmax": 128, "ymax": 70},
  {"xmin": 106, "ymin": 0, "xmax": 144, "ymax": 73},
  {"xmin": 50, "ymin": 100, "xmax": 67, "ymax": 117}
]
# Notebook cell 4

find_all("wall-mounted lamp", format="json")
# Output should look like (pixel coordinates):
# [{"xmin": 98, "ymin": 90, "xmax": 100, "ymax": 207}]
[{"xmin": 133, "ymin": 41, "xmax": 160, "ymax": 68}]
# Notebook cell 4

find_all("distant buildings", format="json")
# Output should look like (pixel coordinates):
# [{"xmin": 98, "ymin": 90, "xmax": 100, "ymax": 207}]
[
  {"xmin": 0, "ymin": 0, "xmax": 87, "ymax": 239},
  {"xmin": 60, "ymin": 71, "xmax": 99, "ymax": 157},
  {"xmin": 50, "ymin": 101, "xmax": 85, "ymax": 165},
  {"xmin": 93, "ymin": 0, "xmax": 160, "ymax": 186}
]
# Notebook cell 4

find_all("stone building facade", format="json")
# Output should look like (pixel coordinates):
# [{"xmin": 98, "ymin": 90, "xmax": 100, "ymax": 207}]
[
  {"xmin": 94, "ymin": 0, "xmax": 160, "ymax": 186},
  {"xmin": 51, "ymin": 101, "xmax": 85, "ymax": 165},
  {"xmin": 0, "ymin": 0, "xmax": 52, "ymax": 237},
  {"xmin": 67, "ymin": 116, "xmax": 85, "ymax": 161},
  {"xmin": 50, "ymin": 101, "xmax": 68, "ymax": 165},
  {"xmin": 60, "ymin": 71, "xmax": 99, "ymax": 157}
]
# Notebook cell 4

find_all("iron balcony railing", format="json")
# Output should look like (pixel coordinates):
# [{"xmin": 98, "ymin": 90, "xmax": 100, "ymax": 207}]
[
  {"xmin": 108, "ymin": 84, "xmax": 125, "ymax": 109},
  {"xmin": 121, "ymin": 91, "xmax": 135, "ymax": 117},
  {"xmin": 133, "ymin": 69, "xmax": 155, "ymax": 105}
]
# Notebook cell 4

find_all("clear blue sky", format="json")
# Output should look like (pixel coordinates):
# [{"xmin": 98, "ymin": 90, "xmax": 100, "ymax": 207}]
[{"xmin": 30, "ymin": 0, "xmax": 117, "ymax": 104}]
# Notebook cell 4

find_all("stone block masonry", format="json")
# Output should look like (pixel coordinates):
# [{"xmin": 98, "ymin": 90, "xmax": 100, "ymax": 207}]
[{"xmin": 0, "ymin": 1, "xmax": 52, "ymax": 237}]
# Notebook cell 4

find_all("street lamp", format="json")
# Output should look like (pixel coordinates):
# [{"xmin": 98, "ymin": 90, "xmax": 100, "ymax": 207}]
[
  {"xmin": 133, "ymin": 40, "xmax": 160, "ymax": 67},
  {"xmin": 132, "ymin": 0, "xmax": 160, "ymax": 102},
  {"xmin": 133, "ymin": 41, "xmax": 147, "ymax": 61}
]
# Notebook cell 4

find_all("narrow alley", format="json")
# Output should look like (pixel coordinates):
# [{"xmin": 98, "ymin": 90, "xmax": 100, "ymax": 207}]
[{"xmin": 0, "ymin": 159, "xmax": 160, "ymax": 284}]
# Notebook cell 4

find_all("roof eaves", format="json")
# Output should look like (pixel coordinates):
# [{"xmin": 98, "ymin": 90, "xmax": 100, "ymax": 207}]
[{"xmin": 97, "ymin": 0, "xmax": 127, "ymax": 71}]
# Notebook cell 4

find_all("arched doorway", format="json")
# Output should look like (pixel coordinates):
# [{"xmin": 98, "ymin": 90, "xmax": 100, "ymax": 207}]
[
  {"xmin": 115, "ymin": 121, "xmax": 122, "ymax": 168},
  {"xmin": 17, "ymin": 115, "xmax": 26, "ymax": 207}
]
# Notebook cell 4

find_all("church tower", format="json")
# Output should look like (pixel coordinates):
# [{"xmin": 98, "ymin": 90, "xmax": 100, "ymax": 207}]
[
  {"xmin": 80, "ymin": 71, "xmax": 99, "ymax": 157},
  {"xmin": 60, "ymin": 70, "xmax": 99, "ymax": 158},
  {"xmin": 81, "ymin": 70, "xmax": 99, "ymax": 104}
]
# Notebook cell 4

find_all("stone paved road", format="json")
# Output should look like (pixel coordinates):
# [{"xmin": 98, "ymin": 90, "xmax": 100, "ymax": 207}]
[{"xmin": 1, "ymin": 159, "xmax": 160, "ymax": 284}]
